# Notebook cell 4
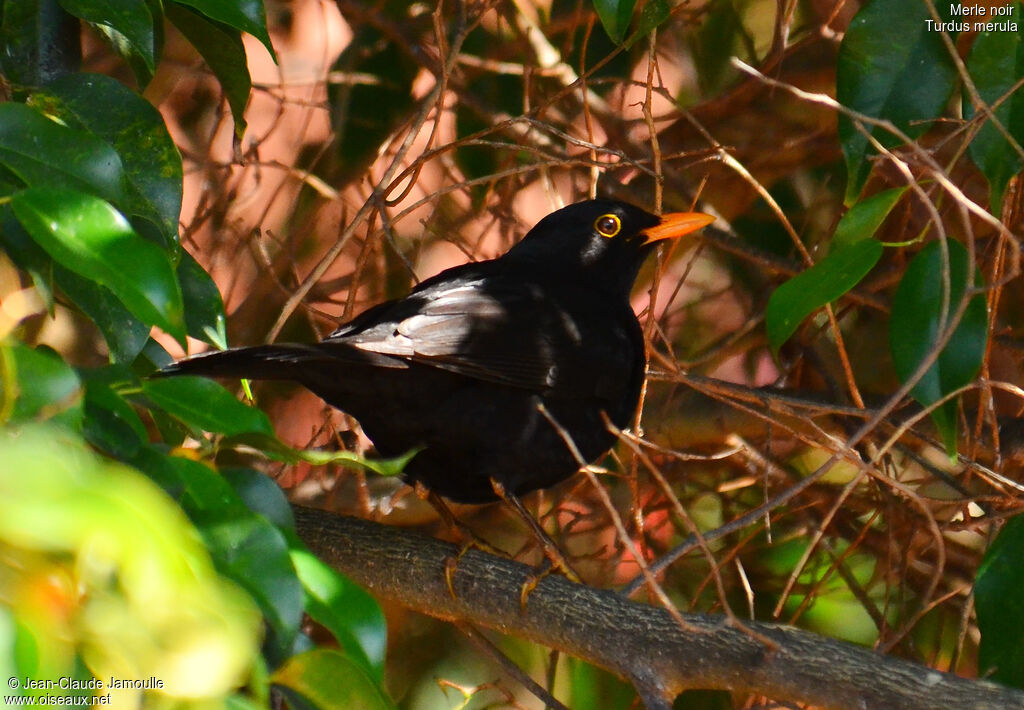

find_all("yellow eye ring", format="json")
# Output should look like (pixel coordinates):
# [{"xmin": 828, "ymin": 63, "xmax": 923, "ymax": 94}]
[{"xmin": 594, "ymin": 213, "xmax": 621, "ymax": 238}]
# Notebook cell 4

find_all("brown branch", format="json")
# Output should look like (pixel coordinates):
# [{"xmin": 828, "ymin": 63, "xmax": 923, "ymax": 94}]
[{"xmin": 293, "ymin": 505, "xmax": 1024, "ymax": 710}]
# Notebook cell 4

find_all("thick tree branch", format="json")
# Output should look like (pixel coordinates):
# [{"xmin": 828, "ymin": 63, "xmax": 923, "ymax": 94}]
[{"xmin": 293, "ymin": 505, "xmax": 1024, "ymax": 710}]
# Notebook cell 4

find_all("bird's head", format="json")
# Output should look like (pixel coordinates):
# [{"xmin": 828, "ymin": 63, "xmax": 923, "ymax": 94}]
[{"xmin": 505, "ymin": 199, "xmax": 714, "ymax": 298}]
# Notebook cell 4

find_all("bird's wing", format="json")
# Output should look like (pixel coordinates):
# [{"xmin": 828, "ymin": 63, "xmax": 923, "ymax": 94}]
[{"xmin": 324, "ymin": 279, "xmax": 567, "ymax": 390}]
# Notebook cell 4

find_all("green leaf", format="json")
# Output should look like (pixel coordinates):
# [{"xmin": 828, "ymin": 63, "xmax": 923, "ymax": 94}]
[
  {"xmin": 151, "ymin": 455, "xmax": 303, "ymax": 659},
  {"xmin": 166, "ymin": 2, "xmax": 251, "ymax": 137},
  {"xmin": 593, "ymin": 0, "xmax": 636, "ymax": 44},
  {"xmin": 624, "ymin": 0, "xmax": 670, "ymax": 49},
  {"xmin": 223, "ymin": 467, "xmax": 295, "ymax": 531},
  {"xmin": 0, "ymin": 103, "xmax": 124, "ymax": 203},
  {"xmin": 965, "ymin": 2, "xmax": 1024, "ymax": 218},
  {"xmin": 170, "ymin": 0, "xmax": 275, "ymax": 60},
  {"xmin": 831, "ymin": 186, "xmax": 909, "ymax": 251},
  {"xmin": 81, "ymin": 370, "xmax": 148, "ymax": 458},
  {"xmin": 142, "ymin": 375, "xmax": 275, "ymax": 437},
  {"xmin": 10, "ymin": 187, "xmax": 186, "ymax": 344},
  {"xmin": 0, "ymin": 424, "xmax": 264, "ymax": 696},
  {"xmin": 287, "ymin": 535, "xmax": 387, "ymax": 678},
  {"xmin": 836, "ymin": 0, "xmax": 957, "ymax": 203},
  {"xmin": 272, "ymin": 649, "xmax": 395, "ymax": 710},
  {"xmin": 0, "ymin": 426, "xmax": 263, "ymax": 699},
  {"xmin": 56, "ymin": 0, "xmax": 156, "ymax": 73},
  {"xmin": 0, "ymin": 343, "xmax": 82, "ymax": 427},
  {"xmin": 32, "ymin": 73, "xmax": 184, "ymax": 250},
  {"xmin": 197, "ymin": 508, "xmax": 304, "ymax": 660},
  {"xmin": 0, "ymin": 205, "xmax": 55, "ymax": 310},
  {"xmin": 54, "ymin": 264, "xmax": 151, "ymax": 363},
  {"xmin": 889, "ymin": 240, "xmax": 988, "ymax": 455},
  {"xmin": 235, "ymin": 432, "xmax": 420, "ymax": 477},
  {"xmin": 0, "ymin": 205, "xmax": 150, "ymax": 361},
  {"xmin": 976, "ymin": 514, "xmax": 1024, "ymax": 689},
  {"xmin": 139, "ymin": 336, "xmax": 175, "ymax": 370},
  {"xmin": 129, "ymin": 445, "xmax": 227, "ymax": 509},
  {"xmin": 766, "ymin": 238, "xmax": 884, "ymax": 352},
  {"xmin": 178, "ymin": 250, "xmax": 228, "ymax": 349},
  {"xmin": 146, "ymin": 407, "xmax": 190, "ymax": 450}
]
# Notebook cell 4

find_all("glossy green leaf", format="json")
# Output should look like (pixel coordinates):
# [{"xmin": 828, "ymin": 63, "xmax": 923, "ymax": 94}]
[
  {"xmin": 976, "ymin": 514, "xmax": 1024, "ymax": 688},
  {"xmin": 965, "ymin": 3, "xmax": 1024, "ymax": 218},
  {"xmin": 139, "ymin": 336, "xmax": 175, "ymax": 370},
  {"xmin": 197, "ymin": 507, "xmax": 304, "ymax": 659},
  {"xmin": 178, "ymin": 250, "xmax": 228, "ymax": 349},
  {"xmin": 142, "ymin": 375, "xmax": 274, "ymax": 437},
  {"xmin": 153, "ymin": 455, "xmax": 303, "ymax": 658},
  {"xmin": 889, "ymin": 241, "xmax": 988, "ymax": 455},
  {"xmin": 287, "ymin": 535, "xmax": 386, "ymax": 678},
  {"xmin": 831, "ymin": 186, "xmax": 909, "ymax": 251},
  {"xmin": 146, "ymin": 408, "xmax": 190, "ymax": 450},
  {"xmin": 56, "ymin": 0, "xmax": 156, "ymax": 72},
  {"xmin": 33, "ymin": 73, "xmax": 184, "ymax": 249},
  {"xmin": 128, "ymin": 444, "xmax": 219, "ymax": 508},
  {"xmin": 55, "ymin": 264, "xmax": 151, "ymax": 363},
  {"xmin": 0, "ymin": 205, "xmax": 55, "ymax": 310},
  {"xmin": 624, "ymin": 0, "xmax": 670, "ymax": 49},
  {"xmin": 272, "ymin": 649, "xmax": 395, "ymax": 710},
  {"xmin": 766, "ymin": 238, "xmax": 884, "ymax": 352},
  {"xmin": 593, "ymin": 0, "xmax": 636, "ymax": 44},
  {"xmin": 166, "ymin": 3, "xmax": 251, "ymax": 137},
  {"xmin": 0, "ymin": 103, "xmax": 124, "ymax": 203},
  {"xmin": 81, "ymin": 371, "xmax": 147, "ymax": 458},
  {"xmin": 836, "ymin": 0, "xmax": 957, "ymax": 202},
  {"xmin": 134, "ymin": 341, "xmax": 189, "ymax": 442},
  {"xmin": 223, "ymin": 467, "xmax": 295, "ymax": 531},
  {"xmin": 0, "ymin": 343, "xmax": 82, "ymax": 428},
  {"xmin": 170, "ymin": 0, "xmax": 275, "ymax": 60},
  {"xmin": 0, "ymin": 205, "xmax": 150, "ymax": 361},
  {"xmin": 0, "ymin": 203, "xmax": 151, "ymax": 360},
  {"xmin": 10, "ymin": 187, "xmax": 185, "ymax": 344}
]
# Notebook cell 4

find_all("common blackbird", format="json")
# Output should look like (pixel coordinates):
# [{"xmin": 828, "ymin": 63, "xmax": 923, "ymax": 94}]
[{"xmin": 160, "ymin": 199, "xmax": 713, "ymax": 502}]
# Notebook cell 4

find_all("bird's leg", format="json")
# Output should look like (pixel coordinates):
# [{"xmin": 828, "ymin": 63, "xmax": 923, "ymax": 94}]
[
  {"xmin": 416, "ymin": 482, "xmax": 459, "ymax": 533},
  {"xmin": 490, "ymin": 478, "xmax": 581, "ymax": 591},
  {"xmin": 415, "ymin": 483, "xmax": 507, "ymax": 599},
  {"xmin": 419, "ymin": 485, "xmax": 506, "ymax": 554}
]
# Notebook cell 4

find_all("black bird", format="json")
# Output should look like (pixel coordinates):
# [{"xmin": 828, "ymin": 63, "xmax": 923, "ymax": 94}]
[{"xmin": 159, "ymin": 199, "xmax": 713, "ymax": 503}]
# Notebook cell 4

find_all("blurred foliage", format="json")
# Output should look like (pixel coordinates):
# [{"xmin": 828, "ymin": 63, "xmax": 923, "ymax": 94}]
[
  {"xmin": 1, "ymin": 0, "xmax": 1023, "ymax": 708},
  {"xmin": 0, "ymin": 425, "xmax": 262, "ymax": 703},
  {"xmin": 0, "ymin": 1, "xmax": 387, "ymax": 709}
]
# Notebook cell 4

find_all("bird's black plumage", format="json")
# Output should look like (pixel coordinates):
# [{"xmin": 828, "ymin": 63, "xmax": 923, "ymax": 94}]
[{"xmin": 159, "ymin": 199, "xmax": 713, "ymax": 502}]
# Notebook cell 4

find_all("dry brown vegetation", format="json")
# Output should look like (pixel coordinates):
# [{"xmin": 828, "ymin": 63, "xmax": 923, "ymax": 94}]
[{"xmin": 130, "ymin": 1, "xmax": 1024, "ymax": 706}]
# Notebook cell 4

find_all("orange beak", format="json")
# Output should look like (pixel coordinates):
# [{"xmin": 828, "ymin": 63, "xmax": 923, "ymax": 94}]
[{"xmin": 639, "ymin": 212, "xmax": 715, "ymax": 245}]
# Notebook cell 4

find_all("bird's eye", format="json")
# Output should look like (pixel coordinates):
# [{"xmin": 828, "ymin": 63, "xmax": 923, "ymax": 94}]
[{"xmin": 594, "ymin": 214, "xmax": 621, "ymax": 238}]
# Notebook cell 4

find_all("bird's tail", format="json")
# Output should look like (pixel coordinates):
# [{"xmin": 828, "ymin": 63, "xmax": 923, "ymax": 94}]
[{"xmin": 156, "ymin": 344, "xmax": 329, "ymax": 381}]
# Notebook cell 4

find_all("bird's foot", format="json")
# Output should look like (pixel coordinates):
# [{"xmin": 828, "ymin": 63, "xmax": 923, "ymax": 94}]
[
  {"xmin": 416, "ymin": 482, "xmax": 494, "ymax": 547},
  {"xmin": 490, "ymin": 478, "xmax": 581, "ymax": 586},
  {"xmin": 518, "ymin": 556, "xmax": 584, "ymax": 610},
  {"xmin": 443, "ymin": 535, "xmax": 510, "ymax": 601}
]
